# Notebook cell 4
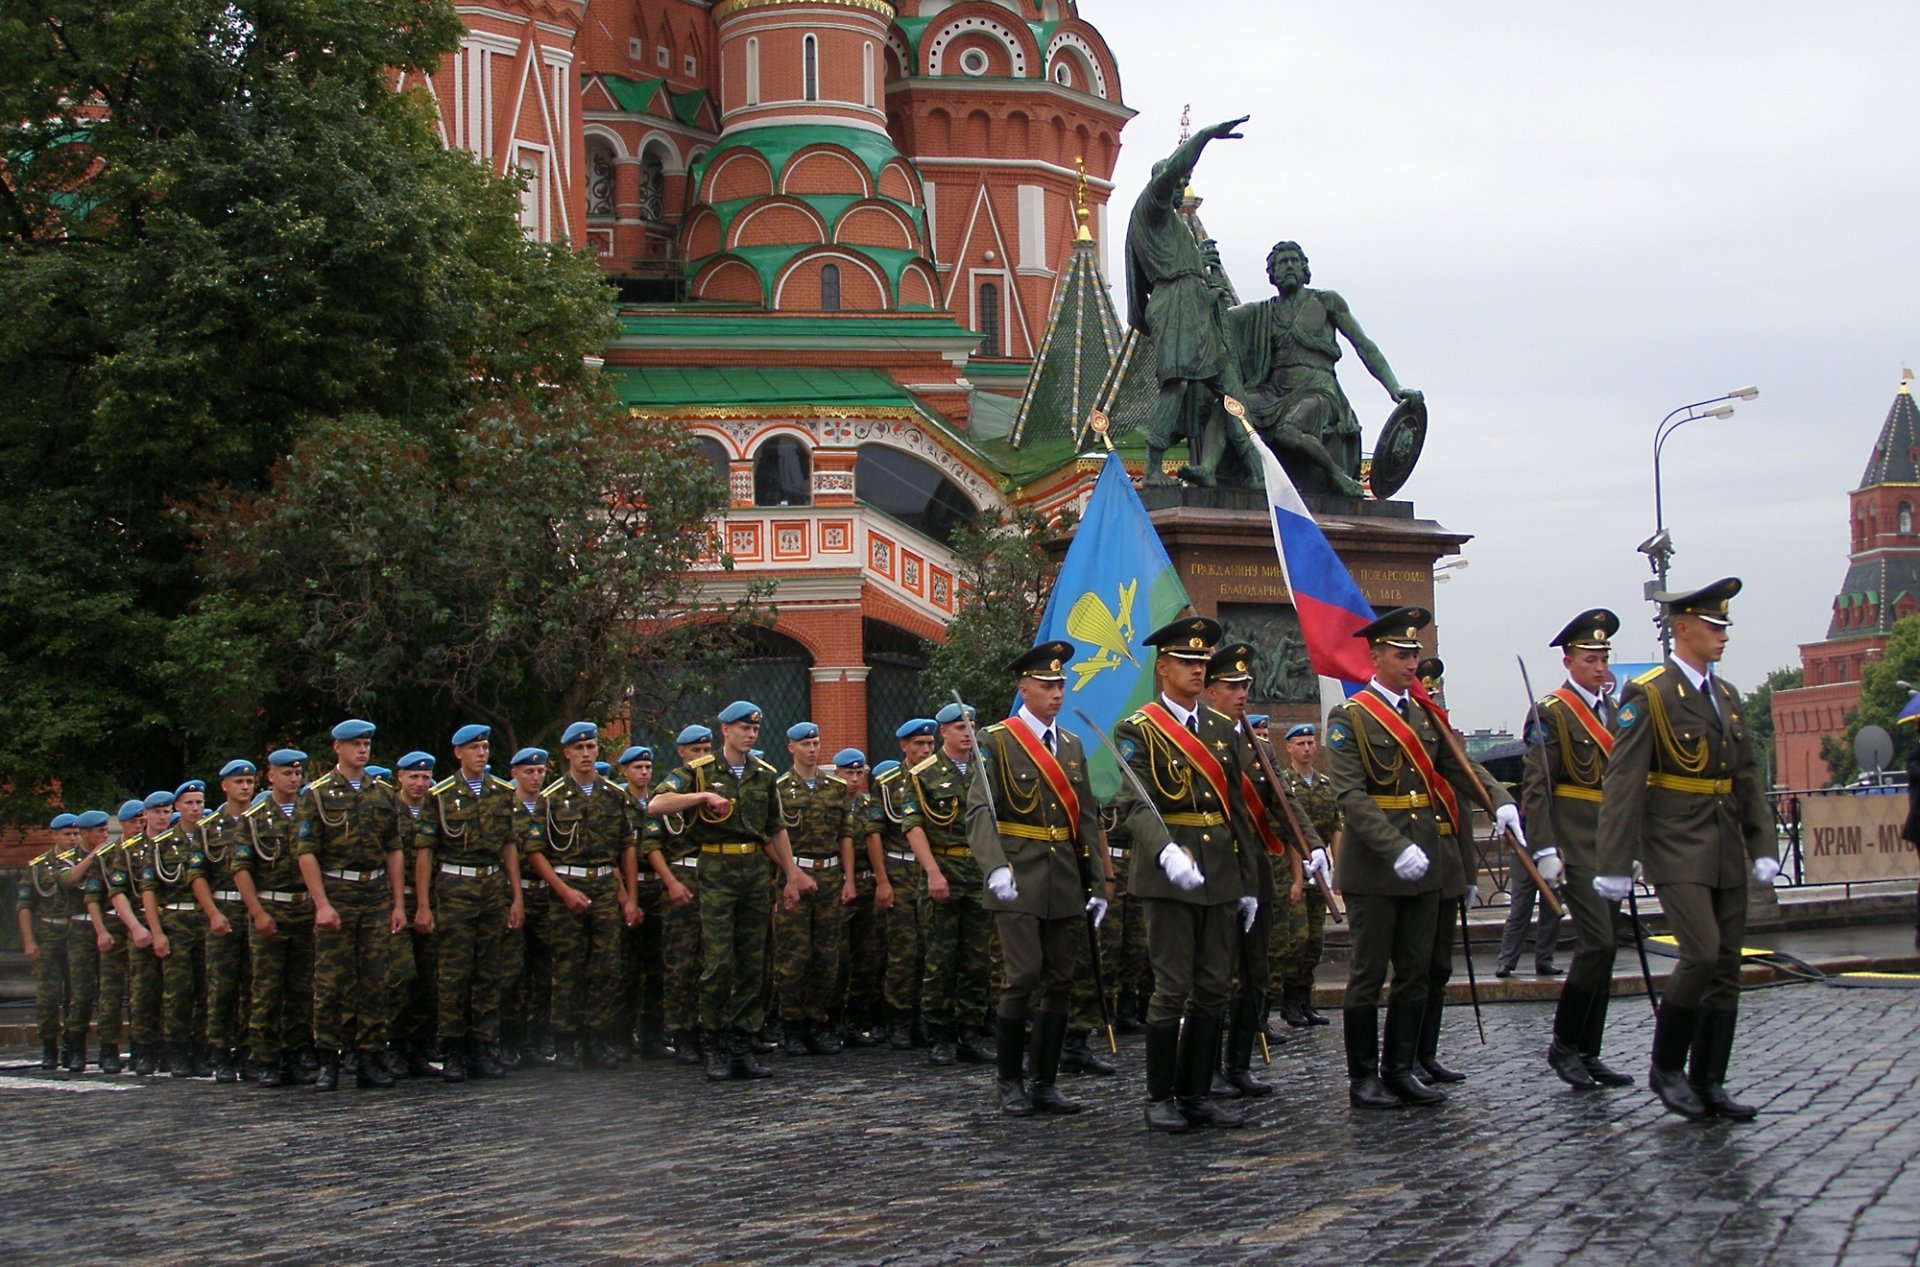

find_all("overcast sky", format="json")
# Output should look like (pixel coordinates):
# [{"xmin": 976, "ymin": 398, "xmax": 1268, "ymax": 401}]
[{"xmin": 1089, "ymin": 1, "xmax": 1919, "ymax": 731}]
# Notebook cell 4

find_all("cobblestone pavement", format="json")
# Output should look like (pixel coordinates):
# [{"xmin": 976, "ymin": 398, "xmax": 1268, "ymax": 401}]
[{"xmin": 2, "ymin": 984, "xmax": 1917, "ymax": 1266}]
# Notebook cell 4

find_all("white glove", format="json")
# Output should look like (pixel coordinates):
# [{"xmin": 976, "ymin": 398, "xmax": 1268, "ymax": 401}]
[
  {"xmin": 1392, "ymin": 844, "xmax": 1428, "ymax": 881},
  {"xmin": 1237, "ymin": 895, "xmax": 1259, "ymax": 931},
  {"xmin": 1494, "ymin": 803, "xmax": 1526, "ymax": 848},
  {"xmin": 1307, "ymin": 847, "xmax": 1331, "ymax": 881},
  {"xmin": 1753, "ymin": 855, "xmax": 1781, "ymax": 885},
  {"xmin": 1532, "ymin": 847, "xmax": 1564, "ymax": 889},
  {"xmin": 986, "ymin": 866, "xmax": 1018, "ymax": 902},
  {"xmin": 1159, "ymin": 843, "xmax": 1206, "ymax": 891},
  {"xmin": 1593, "ymin": 874, "xmax": 1633, "ymax": 902},
  {"xmin": 1086, "ymin": 895, "xmax": 1109, "ymax": 928}
]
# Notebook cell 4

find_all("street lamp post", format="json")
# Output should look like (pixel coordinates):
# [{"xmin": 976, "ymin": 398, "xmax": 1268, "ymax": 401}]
[{"xmin": 1641, "ymin": 386, "xmax": 1758, "ymax": 656}]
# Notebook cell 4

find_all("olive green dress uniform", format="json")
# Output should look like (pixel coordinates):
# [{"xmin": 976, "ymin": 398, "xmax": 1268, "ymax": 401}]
[
  {"xmin": 1595, "ymin": 582, "xmax": 1773, "ymax": 1117},
  {"xmin": 1274, "ymin": 764, "xmax": 1338, "ymax": 1019},
  {"xmin": 867, "ymin": 762, "xmax": 923, "ymax": 1043},
  {"xmin": 19, "ymin": 845, "xmax": 75, "ymax": 1066},
  {"xmin": 294, "ymin": 771, "xmax": 405, "ymax": 1065},
  {"xmin": 905, "ymin": 751, "xmax": 994, "ymax": 1050},
  {"xmin": 1415, "ymin": 750, "xmax": 1502, "ymax": 1085},
  {"xmin": 115, "ymin": 832, "xmax": 166, "ymax": 1069},
  {"xmin": 770, "ymin": 768, "xmax": 853, "ymax": 1043},
  {"xmin": 140, "ymin": 825, "xmax": 207, "ymax": 1070},
  {"xmin": 651, "ymin": 753, "xmax": 785, "ymax": 1047},
  {"xmin": 527, "ymin": 773, "xmax": 637, "ymax": 1063},
  {"xmin": 234, "ymin": 794, "xmax": 315, "ymax": 1080},
  {"xmin": 415, "ymin": 772, "xmax": 517, "ymax": 1058},
  {"xmin": 194, "ymin": 805, "xmax": 252, "ymax": 1074}
]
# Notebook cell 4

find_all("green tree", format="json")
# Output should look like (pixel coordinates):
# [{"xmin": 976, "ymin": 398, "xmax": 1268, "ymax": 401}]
[
  {"xmin": 1741, "ymin": 665, "xmax": 1801, "ymax": 789},
  {"xmin": 1820, "ymin": 615, "xmax": 1920, "ymax": 785},
  {"xmin": 921, "ymin": 508, "xmax": 1073, "ymax": 718}
]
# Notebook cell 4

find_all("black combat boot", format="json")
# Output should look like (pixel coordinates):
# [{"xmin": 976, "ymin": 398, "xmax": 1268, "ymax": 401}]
[
  {"xmin": 810, "ymin": 1019, "xmax": 844, "ymax": 1055},
  {"xmin": 1344, "ymin": 1006, "xmax": 1400, "ymax": 1109},
  {"xmin": 909, "ymin": 1012, "xmax": 930, "ymax": 1048},
  {"xmin": 1223, "ymin": 997, "xmax": 1273, "ymax": 1097},
  {"xmin": 375, "ymin": 1046, "xmax": 408, "ymax": 1080},
  {"xmin": 1300, "ymin": 988, "xmax": 1331, "ymax": 1026},
  {"xmin": 167, "ymin": 1044, "xmax": 195, "ymax": 1079},
  {"xmin": 255, "ymin": 1059, "xmax": 287, "ymax": 1088},
  {"xmin": 551, "ymin": 1032, "xmax": 583, "ymax": 1072},
  {"xmin": 1417, "ymin": 995, "xmax": 1466, "ymax": 1085},
  {"xmin": 214, "ymin": 1049, "xmax": 240, "ymax": 1084},
  {"xmin": 190, "ymin": 1045, "xmax": 215, "ymax": 1078},
  {"xmin": 1177, "ymin": 1012, "xmax": 1248, "ymax": 1128},
  {"xmin": 1142, "ymin": 1018, "xmax": 1189, "ymax": 1132},
  {"xmin": 885, "ymin": 1011, "xmax": 913, "ymax": 1051},
  {"xmin": 295, "ymin": 1048, "xmax": 321, "ymax": 1083},
  {"xmin": 995, "ymin": 1014, "xmax": 1033, "ymax": 1116},
  {"xmin": 752, "ymin": 1020, "xmax": 780, "ymax": 1054},
  {"xmin": 131, "ymin": 1044, "xmax": 157, "ymax": 1077},
  {"xmin": 1579, "ymin": 991, "xmax": 1633, "ymax": 1086},
  {"xmin": 640, "ymin": 1018, "xmax": 675, "ymax": 1061},
  {"xmin": 99, "ymin": 1042, "xmax": 123, "ymax": 1074},
  {"xmin": 405, "ymin": 1042, "xmax": 436, "ymax": 1078},
  {"xmin": 1115, "ymin": 995, "xmax": 1144, "ymax": 1036},
  {"xmin": 1649, "ymin": 1003, "xmax": 1708, "ymax": 1120},
  {"xmin": 928, "ymin": 1024, "xmax": 956, "ymax": 1067},
  {"xmin": 441, "ymin": 1041, "xmax": 469, "ymax": 1082},
  {"xmin": 1690, "ymin": 1008, "xmax": 1757, "ymax": 1120},
  {"xmin": 356, "ymin": 1049, "xmax": 396, "ymax": 1088},
  {"xmin": 1547, "ymin": 984, "xmax": 1601, "ymax": 1088},
  {"xmin": 703, "ymin": 1030, "xmax": 731, "ymax": 1083},
  {"xmin": 471, "ymin": 1037, "xmax": 506, "ymax": 1080},
  {"xmin": 1381, "ymin": 1003, "xmax": 1445, "ymax": 1106},
  {"xmin": 40, "ymin": 1038, "xmax": 59, "ymax": 1071},
  {"xmin": 314, "ymin": 1051, "xmax": 341, "ymax": 1092},
  {"xmin": 64, "ymin": 1036, "xmax": 87, "ymax": 1073},
  {"xmin": 730, "ymin": 1029, "xmax": 774, "ymax": 1079},
  {"xmin": 784, "ymin": 1021, "xmax": 811, "ymax": 1057},
  {"xmin": 1278, "ymin": 989, "xmax": 1310, "ymax": 1028},
  {"xmin": 1027, "ymin": 1011, "xmax": 1083, "ymax": 1115},
  {"xmin": 956, "ymin": 1025, "xmax": 993, "ymax": 1064},
  {"xmin": 1061, "ymin": 1029, "xmax": 1116, "ymax": 1076},
  {"xmin": 674, "ymin": 1029, "xmax": 704, "ymax": 1066}
]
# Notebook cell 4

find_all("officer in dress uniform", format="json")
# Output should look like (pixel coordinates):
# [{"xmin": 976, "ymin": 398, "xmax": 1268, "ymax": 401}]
[
  {"xmin": 968, "ymin": 641, "xmax": 1107, "ymax": 1116},
  {"xmin": 1526, "ymin": 609, "xmax": 1637, "ymax": 1091},
  {"xmin": 1594, "ymin": 578, "xmax": 1776, "ymax": 1121},
  {"xmin": 1326, "ymin": 607, "xmax": 1523, "ymax": 1109},
  {"xmin": 1114, "ymin": 616, "xmax": 1262, "ymax": 1133}
]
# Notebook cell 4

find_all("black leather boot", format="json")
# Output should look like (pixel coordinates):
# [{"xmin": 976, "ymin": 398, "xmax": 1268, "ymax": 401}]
[
  {"xmin": 167, "ymin": 1043, "xmax": 194, "ymax": 1079},
  {"xmin": 1300, "ymin": 988, "xmax": 1331, "ymax": 1026},
  {"xmin": 441, "ymin": 1041, "xmax": 469, "ymax": 1082},
  {"xmin": 784, "ymin": 1021, "xmax": 811, "ymax": 1057},
  {"xmin": 1417, "ymin": 994, "xmax": 1466, "ymax": 1084},
  {"xmin": 1142, "ymin": 1018, "xmax": 1188, "ymax": 1132},
  {"xmin": 1547, "ymin": 983, "xmax": 1600, "ymax": 1088},
  {"xmin": 1381, "ymin": 1004, "xmax": 1445, "ymax": 1106},
  {"xmin": 1649, "ymin": 1003, "xmax": 1708, "ymax": 1120},
  {"xmin": 314, "ymin": 1051, "xmax": 341, "ymax": 1092},
  {"xmin": 1278, "ymin": 989, "xmax": 1310, "ymax": 1028},
  {"xmin": 551, "ymin": 1032, "xmax": 583, "ymax": 1072},
  {"xmin": 214, "ymin": 1048, "xmax": 240, "ymax": 1084},
  {"xmin": 995, "ymin": 1014, "xmax": 1033, "ymax": 1116},
  {"xmin": 811, "ymin": 1018, "xmax": 844, "ymax": 1055},
  {"xmin": 674, "ymin": 1029, "xmax": 704, "ymax": 1066},
  {"xmin": 1223, "ymin": 997, "xmax": 1273, "ymax": 1097},
  {"xmin": 131, "ymin": 1044, "xmax": 157, "ymax": 1077},
  {"xmin": 1345, "ymin": 1006, "xmax": 1400, "ymax": 1109},
  {"xmin": 928, "ymin": 1024, "xmax": 956, "ymax": 1067},
  {"xmin": 471, "ymin": 1037, "xmax": 506, "ymax": 1080},
  {"xmin": 1580, "ymin": 991, "xmax": 1632, "ymax": 1086},
  {"xmin": 588, "ymin": 1031, "xmax": 622, "ymax": 1070},
  {"xmin": 64, "ymin": 1036, "xmax": 87, "ymax": 1073},
  {"xmin": 956, "ymin": 1025, "xmax": 993, "ymax": 1064},
  {"xmin": 1028, "ymin": 1011, "xmax": 1083, "ymax": 1114},
  {"xmin": 1690, "ymin": 1007, "xmax": 1757, "ymax": 1120},
  {"xmin": 41, "ymin": 1038, "xmax": 59, "ymax": 1071},
  {"xmin": 703, "ymin": 1030, "xmax": 731, "ymax": 1082},
  {"xmin": 1062, "ymin": 1029, "xmax": 1115, "ymax": 1076},
  {"xmin": 356, "ymin": 1049, "xmax": 396, "ymax": 1088},
  {"xmin": 885, "ymin": 1010, "xmax": 912, "ymax": 1050},
  {"xmin": 1177, "ymin": 1012, "xmax": 1248, "ymax": 1128},
  {"xmin": 98, "ymin": 1042, "xmax": 123, "ymax": 1074},
  {"xmin": 640, "ymin": 1017, "xmax": 675, "ymax": 1061},
  {"xmin": 731, "ymin": 1029, "xmax": 774, "ymax": 1079}
]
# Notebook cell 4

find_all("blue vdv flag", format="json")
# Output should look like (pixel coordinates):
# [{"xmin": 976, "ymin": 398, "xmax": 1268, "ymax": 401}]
[{"xmin": 1033, "ymin": 453, "xmax": 1193, "ymax": 800}]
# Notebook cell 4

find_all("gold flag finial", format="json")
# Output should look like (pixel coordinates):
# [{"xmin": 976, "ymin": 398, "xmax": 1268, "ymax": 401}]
[
  {"xmin": 1073, "ymin": 156, "xmax": 1093, "ymax": 242},
  {"xmin": 1903, "ymin": 366, "xmax": 1914, "ymax": 395}
]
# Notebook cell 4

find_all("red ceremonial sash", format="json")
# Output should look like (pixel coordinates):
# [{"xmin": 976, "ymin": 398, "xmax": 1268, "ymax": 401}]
[
  {"xmin": 1349, "ymin": 691, "xmax": 1463, "ymax": 835},
  {"xmin": 1138, "ymin": 703, "xmax": 1233, "ymax": 810},
  {"xmin": 1239, "ymin": 771, "xmax": 1286, "ymax": 856},
  {"xmin": 1548, "ymin": 688, "xmax": 1615, "ymax": 756},
  {"xmin": 1003, "ymin": 719, "xmax": 1080, "ymax": 829}
]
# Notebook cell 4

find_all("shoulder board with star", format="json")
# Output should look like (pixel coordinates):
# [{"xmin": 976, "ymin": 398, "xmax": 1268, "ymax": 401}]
[
  {"xmin": 751, "ymin": 755, "xmax": 777, "ymax": 775},
  {"xmin": 686, "ymin": 754, "xmax": 715, "ymax": 770},
  {"xmin": 370, "ymin": 775, "xmax": 394, "ymax": 790},
  {"xmin": 1203, "ymin": 705, "xmax": 1232, "ymax": 724},
  {"xmin": 909, "ymin": 755, "xmax": 940, "ymax": 776},
  {"xmin": 429, "ymin": 775, "xmax": 461, "ymax": 796},
  {"xmin": 1633, "ymin": 666, "xmax": 1667, "ymax": 686},
  {"xmin": 822, "ymin": 771, "xmax": 848, "ymax": 789}
]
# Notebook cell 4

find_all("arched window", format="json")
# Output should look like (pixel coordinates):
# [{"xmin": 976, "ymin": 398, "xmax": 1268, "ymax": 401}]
[
  {"xmin": 863, "ymin": 41, "xmax": 875, "ymax": 108},
  {"xmin": 855, "ymin": 445, "xmax": 979, "ymax": 546},
  {"xmin": 803, "ymin": 34, "xmax": 819, "ymax": 102},
  {"xmin": 695, "ymin": 437, "xmax": 729, "ymax": 490},
  {"xmin": 639, "ymin": 147, "xmax": 665, "ymax": 223},
  {"xmin": 585, "ymin": 138, "xmax": 616, "ymax": 216},
  {"xmin": 755, "ymin": 437, "xmax": 811, "ymax": 507},
  {"xmin": 1901, "ymin": 502, "xmax": 1912, "ymax": 534},
  {"xmin": 977, "ymin": 281, "xmax": 1001, "ymax": 356},
  {"xmin": 746, "ymin": 37, "xmax": 760, "ymax": 106},
  {"xmin": 819, "ymin": 262, "xmax": 841, "ymax": 311}
]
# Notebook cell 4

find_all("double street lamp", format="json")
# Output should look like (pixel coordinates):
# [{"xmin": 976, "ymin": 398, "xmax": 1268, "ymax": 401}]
[{"xmin": 1640, "ymin": 386, "xmax": 1759, "ymax": 655}]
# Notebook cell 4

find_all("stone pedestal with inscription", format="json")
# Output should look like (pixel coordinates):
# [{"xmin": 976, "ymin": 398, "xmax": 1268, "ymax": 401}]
[{"xmin": 1136, "ymin": 487, "xmax": 1470, "ymax": 728}]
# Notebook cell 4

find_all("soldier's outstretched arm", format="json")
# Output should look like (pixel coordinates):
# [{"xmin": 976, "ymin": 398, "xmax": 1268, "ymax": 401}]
[{"xmin": 1325, "ymin": 290, "xmax": 1417, "ymax": 402}]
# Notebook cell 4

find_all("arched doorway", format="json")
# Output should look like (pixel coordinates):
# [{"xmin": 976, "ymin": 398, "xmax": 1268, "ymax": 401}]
[
  {"xmin": 864, "ymin": 619, "xmax": 930, "ymax": 761},
  {"xmin": 636, "ymin": 626, "xmax": 816, "ymax": 758}
]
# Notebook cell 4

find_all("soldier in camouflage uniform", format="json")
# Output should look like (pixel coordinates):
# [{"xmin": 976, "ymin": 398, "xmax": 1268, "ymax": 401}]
[
  {"xmin": 18, "ymin": 813, "xmax": 80, "ymax": 1069},
  {"xmin": 295, "ymin": 719, "xmax": 409, "ymax": 1091},
  {"xmin": 1273, "ymin": 721, "xmax": 1338, "ymax": 1029},
  {"xmin": 59, "ymin": 812, "xmax": 116, "ymax": 1071},
  {"xmin": 414, "ymin": 725, "xmax": 523, "ymax": 1082},
  {"xmin": 905, "ymin": 702, "xmax": 995, "ymax": 1067},
  {"xmin": 196, "ymin": 760, "xmax": 258, "ymax": 1082},
  {"xmin": 125, "ymin": 792, "xmax": 180, "ymax": 1075},
  {"xmin": 234, "ymin": 748, "xmax": 316, "ymax": 1086},
  {"xmin": 498, "ymin": 747, "xmax": 552, "ymax": 1066},
  {"xmin": 640, "ymin": 726, "xmax": 711, "ymax": 1065},
  {"xmin": 523, "ymin": 722, "xmax": 641, "ymax": 1071},
  {"xmin": 385, "ymin": 753, "xmax": 438, "ymax": 1077},
  {"xmin": 871, "ymin": 719, "xmax": 937, "ymax": 1049},
  {"xmin": 832, "ymin": 750, "xmax": 881, "ymax": 1046},
  {"xmin": 616, "ymin": 744, "xmax": 671, "ymax": 1060},
  {"xmin": 141, "ymin": 784, "xmax": 219, "ymax": 1078},
  {"xmin": 97, "ymin": 800, "xmax": 156, "ymax": 1073},
  {"xmin": 771, "ymin": 722, "xmax": 855, "ymax": 1056},
  {"xmin": 648, "ymin": 701, "xmax": 813, "ymax": 1081}
]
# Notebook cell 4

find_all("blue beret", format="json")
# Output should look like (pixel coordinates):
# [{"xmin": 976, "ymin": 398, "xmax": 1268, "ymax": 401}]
[
  {"xmin": 1284, "ymin": 723, "xmax": 1316, "ymax": 740},
  {"xmin": 617, "ymin": 745, "xmax": 652, "ymax": 766},
  {"xmin": 142, "ymin": 790, "xmax": 175, "ymax": 811},
  {"xmin": 675, "ymin": 725, "xmax": 712, "ymax": 746},
  {"xmin": 451, "ymin": 724, "xmax": 490, "ymax": 747},
  {"xmin": 267, "ymin": 748, "xmax": 307, "ymax": 767},
  {"xmin": 935, "ymin": 702, "xmax": 975, "ymax": 726},
  {"xmin": 895, "ymin": 718, "xmax": 936, "ymax": 741},
  {"xmin": 510, "ymin": 747, "xmax": 547, "ymax": 768},
  {"xmin": 1245, "ymin": 714, "xmax": 1268, "ymax": 728},
  {"xmin": 49, "ymin": 812, "xmax": 77, "ymax": 830},
  {"xmin": 749, "ymin": 750, "xmax": 764, "ymax": 760},
  {"xmin": 364, "ymin": 765, "xmax": 392, "ymax": 780},
  {"xmin": 717, "ymin": 700, "xmax": 763, "ymax": 725},
  {"xmin": 219, "ymin": 759, "xmax": 257, "ymax": 779},
  {"xmin": 74, "ymin": 810, "xmax": 110, "ymax": 830},
  {"xmin": 594, "ymin": 761, "xmax": 611, "ymax": 776},
  {"xmin": 118, "ymin": 799, "xmax": 146, "ymax": 822},
  {"xmin": 786, "ymin": 721, "xmax": 820, "ymax": 742},
  {"xmin": 331, "ymin": 718, "xmax": 376, "ymax": 741},
  {"xmin": 174, "ymin": 780, "xmax": 206, "ymax": 798},
  {"xmin": 873, "ymin": 760, "xmax": 901, "ymax": 777},
  {"xmin": 396, "ymin": 751, "xmax": 435, "ymax": 772},
  {"xmin": 833, "ymin": 748, "xmax": 866, "ymax": 769},
  {"xmin": 561, "ymin": 721, "xmax": 597, "ymax": 746}
]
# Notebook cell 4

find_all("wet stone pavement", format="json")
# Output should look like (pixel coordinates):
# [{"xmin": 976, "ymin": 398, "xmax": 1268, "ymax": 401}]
[{"xmin": 2, "ymin": 985, "xmax": 1918, "ymax": 1267}]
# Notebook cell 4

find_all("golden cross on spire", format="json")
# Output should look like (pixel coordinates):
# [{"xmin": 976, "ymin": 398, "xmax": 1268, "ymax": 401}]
[
  {"xmin": 1073, "ymin": 156, "xmax": 1093, "ymax": 242},
  {"xmin": 1177, "ymin": 104, "xmax": 1191, "ymax": 145}
]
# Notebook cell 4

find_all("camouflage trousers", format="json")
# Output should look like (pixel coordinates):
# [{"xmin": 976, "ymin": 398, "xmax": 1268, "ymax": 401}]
[
  {"xmin": 386, "ymin": 896, "xmax": 433, "ymax": 1050},
  {"xmin": 1270, "ymin": 887, "xmax": 1328, "ymax": 996},
  {"xmin": 877, "ymin": 862, "xmax": 923, "ymax": 1014},
  {"xmin": 205, "ymin": 899, "xmax": 250, "ymax": 1051},
  {"xmin": 698, "ymin": 852, "xmax": 774, "ymax": 1034},
  {"xmin": 623, "ymin": 873, "xmax": 668, "ymax": 1033},
  {"xmin": 433, "ymin": 872, "xmax": 509, "ymax": 1044},
  {"xmin": 64, "ymin": 921, "xmax": 101, "ymax": 1046},
  {"xmin": 312, "ymin": 884, "xmax": 396, "ymax": 1054},
  {"xmin": 547, "ymin": 870, "xmax": 623, "ymax": 1036},
  {"xmin": 246, "ymin": 898, "xmax": 315, "ymax": 1065},
  {"xmin": 34, "ymin": 921, "xmax": 70, "ymax": 1044},
  {"xmin": 659, "ymin": 863, "xmax": 702, "ymax": 1033},
  {"xmin": 840, "ymin": 868, "xmax": 880, "ymax": 1024},
  {"xmin": 129, "ymin": 930, "xmax": 163, "ymax": 1048},
  {"xmin": 501, "ymin": 881, "xmax": 552, "ymax": 1045},
  {"xmin": 917, "ymin": 862, "xmax": 991, "ymax": 1031},
  {"xmin": 773, "ymin": 863, "xmax": 845, "ymax": 1023},
  {"xmin": 157, "ymin": 909, "xmax": 207, "ymax": 1052},
  {"xmin": 97, "ymin": 926, "xmax": 132, "ymax": 1046}
]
